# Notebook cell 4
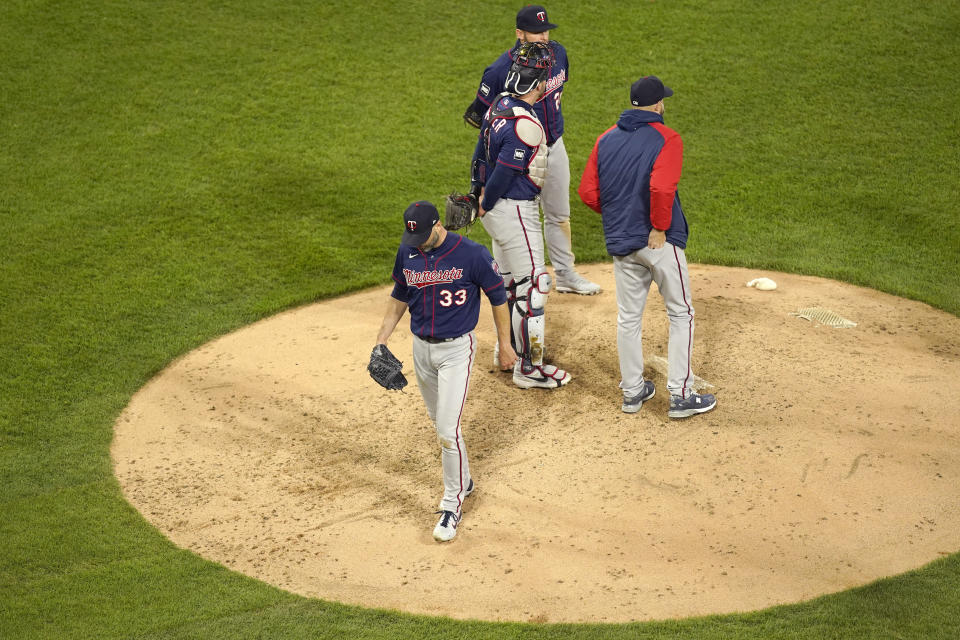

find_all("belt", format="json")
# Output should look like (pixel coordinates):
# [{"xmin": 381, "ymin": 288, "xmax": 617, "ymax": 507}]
[{"xmin": 419, "ymin": 334, "xmax": 463, "ymax": 344}]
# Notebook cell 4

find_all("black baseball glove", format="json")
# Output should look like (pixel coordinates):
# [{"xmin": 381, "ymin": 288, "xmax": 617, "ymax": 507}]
[
  {"xmin": 444, "ymin": 191, "xmax": 479, "ymax": 231},
  {"xmin": 368, "ymin": 344, "xmax": 408, "ymax": 391},
  {"xmin": 463, "ymin": 100, "xmax": 484, "ymax": 129}
]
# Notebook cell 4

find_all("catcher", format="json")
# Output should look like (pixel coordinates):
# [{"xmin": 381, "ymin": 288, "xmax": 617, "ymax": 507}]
[{"xmin": 371, "ymin": 200, "xmax": 516, "ymax": 542}]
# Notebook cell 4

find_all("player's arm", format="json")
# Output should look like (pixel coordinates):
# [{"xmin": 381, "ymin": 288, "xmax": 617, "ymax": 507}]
[
  {"xmin": 378, "ymin": 252, "xmax": 411, "ymax": 345},
  {"xmin": 464, "ymin": 59, "xmax": 508, "ymax": 128},
  {"xmin": 649, "ymin": 127, "xmax": 683, "ymax": 232},
  {"xmin": 475, "ymin": 246, "xmax": 516, "ymax": 368},
  {"xmin": 577, "ymin": 135, "xmax": 603, "ymax": 213},
  {"xmin": 481, "ymin": 117, "xmax": 538, "ymax": 211},
  {"xmin": 577, "ymin": 125, "xmax": 617, "ymax": 214},
  {"xmin": 479, "ymin": 163, "xmax": 518, "ymax": 212},
  {"xmin": 490, "ymin": 302, "xmax": 517, "ymax": 370},
  {"xmin": 375, "ymin": 295, "xmax": 407, "ymax": 346},
  {"xmin": 471, "ymin": 133, "xmax": 493, "ymax": 216},
  {"xmin": 470, "ymin": 130, "xmax": 487, "ymax": 189}
]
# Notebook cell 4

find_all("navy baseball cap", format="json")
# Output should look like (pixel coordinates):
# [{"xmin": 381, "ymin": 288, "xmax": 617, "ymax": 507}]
[
  {"xmin": 401, "ymin": 201, "xmax": 440, "ymax": 246},
  {"xmin": 630, "ymin": 75, "xmax": 674, "ymax": 107},
  {"xmin": 516, "ymin": 5, "xmax": 557, "ymax": 32}
]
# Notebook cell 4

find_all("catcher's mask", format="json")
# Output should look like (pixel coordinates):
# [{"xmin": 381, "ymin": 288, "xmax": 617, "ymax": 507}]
[{"xmin": 505, "ymin": 41, "xmax": 552, "ymax": 96}]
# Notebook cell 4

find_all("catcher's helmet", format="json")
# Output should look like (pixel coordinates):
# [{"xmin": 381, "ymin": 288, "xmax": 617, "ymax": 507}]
[{"xmin": 505, "ymin": 41, "xmax": 553, "ymax": 95}]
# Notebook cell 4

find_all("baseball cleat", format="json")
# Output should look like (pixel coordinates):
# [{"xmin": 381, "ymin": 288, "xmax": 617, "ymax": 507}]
[
  {"xmin": 622, "ymin": 380, "xmax": 656, "ymax": 413},
  {"xmin": 668, "ymin": 392, "xmax": 717, "ymax": 418},
  {"xmin": 513, "ymin": 361, "xmax": 571, "ymax": 389},
  {"xmin": 555, "ymin": 270, "xmax": 601, "ymax": 295},
  {"xmin": 464, "ymin": 478, "xmax": 475, "ymax": 498},
  {"xmin": 433, "ymin": 510, "xmax": 461, "ymax": 542}
]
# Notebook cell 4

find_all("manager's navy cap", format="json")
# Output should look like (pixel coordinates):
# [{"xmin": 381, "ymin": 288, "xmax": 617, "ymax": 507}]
[
  {"xmin": 401, "ymin": 201, "xmax": 440, "ymax": 246},
  {"xmin": 630, "ymin": 75, "xmax": 674, "ymax": 107},
  {"xmin": 516, "ymin": 5, "xmax": 557, "ymax": 32}
]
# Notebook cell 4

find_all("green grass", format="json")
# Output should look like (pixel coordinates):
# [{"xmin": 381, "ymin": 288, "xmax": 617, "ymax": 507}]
[{"xmin": 2, "ymin": 0, "xmax": 959, "ymax": 638}]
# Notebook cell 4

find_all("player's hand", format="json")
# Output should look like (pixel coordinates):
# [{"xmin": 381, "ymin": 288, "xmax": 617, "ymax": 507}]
[
  {"xmin": 647, "ymin": 229, "xmax": 666, "ymax": 249},
  {"xmin": 498, "ymin": 343, "xmax": 519, "ymax": 370}
]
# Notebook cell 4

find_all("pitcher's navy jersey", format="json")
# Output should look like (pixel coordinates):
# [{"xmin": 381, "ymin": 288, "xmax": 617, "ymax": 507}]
[
  {"xmin": 471, "ymin": 94, "xmax": 544, "ymax": 207},
  {"xmin": 474, "ymin": 40, "xmax": 568, "ymax": 145},
  {"xmin": 391, "ymin": 233, "xmax": 507, "ymax": 339}
]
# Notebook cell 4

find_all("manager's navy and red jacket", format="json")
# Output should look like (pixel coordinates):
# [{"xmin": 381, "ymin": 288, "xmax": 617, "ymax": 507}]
[{"xmin": 577, "ymin": 109, "xmax": 689, "ymax": 255}]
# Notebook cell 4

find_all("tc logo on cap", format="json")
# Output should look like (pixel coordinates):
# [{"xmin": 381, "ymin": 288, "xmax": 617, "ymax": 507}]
[
  {"xmin": 406, "ymin": 221, "xmax": 417, "ymax": 232},
  {"xmin": 537, "ymin": 11, "xmax": 545, "ymax": 21}
]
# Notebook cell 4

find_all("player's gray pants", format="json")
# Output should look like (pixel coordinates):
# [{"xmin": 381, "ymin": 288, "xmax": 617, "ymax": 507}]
[
  {"xmin": 481, "ymin": 198, "xmax": 546, "ymax": 357},
  {"xmin": 613, "ymin": 243, "xmax": 696, "ymax": 399},
  {"xmin": 412, "ymin": 333, "xmax": 477, "ymax": 514},
  {"xmin": 540, "ymin": 136, "xmax": 576, "ymax": 275},
  {"xmin": 481, "ymin": 198, "xmax": 545, "ymax": 288}
]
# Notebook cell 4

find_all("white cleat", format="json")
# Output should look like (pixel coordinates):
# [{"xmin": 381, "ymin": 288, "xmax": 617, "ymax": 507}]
[
  {"xmin": 513, "ymin": 361, "xmax": 571, "ymax": 389},
  {"xmin": 433, "ymin": 510, "xmax": 461, "ymax": 542},
  {"xmin": 555, "ymin": 270, "xmax": 601, "ymax": 295}
]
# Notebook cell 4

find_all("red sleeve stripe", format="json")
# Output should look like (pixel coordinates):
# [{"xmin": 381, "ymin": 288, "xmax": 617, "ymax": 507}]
[
  {"xmin": 496, "ymin": 158, "xmax": 526, "ymax": 171},
  {"xmin": 648, "ymin": 122, "xmax": 682, "ymax": 231},
  {"xmin": 577, "ymin": 124, "xmax": 617, "ymax": 214}
]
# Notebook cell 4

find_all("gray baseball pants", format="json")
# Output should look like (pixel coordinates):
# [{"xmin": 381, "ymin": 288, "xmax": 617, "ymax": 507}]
[
  {"xmin": 412, "ymin": 332, "xmax": 477, "ymax": 514},
  {"xmin": 613, "ymin": 243, "xmax": 697, "ymax": 400},
  {"xmin": 539, "ymin": 136, "xmax": 575, "ymax": 275}
]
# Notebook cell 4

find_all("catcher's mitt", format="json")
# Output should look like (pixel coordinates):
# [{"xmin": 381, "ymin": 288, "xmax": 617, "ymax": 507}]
[
  {"xmin": 444, "ymin": 191, "xmax": 479, "ymax": 231},
  {"xmin": 368, "ymin": 344, "xmax": 408, "ymax": 391}
]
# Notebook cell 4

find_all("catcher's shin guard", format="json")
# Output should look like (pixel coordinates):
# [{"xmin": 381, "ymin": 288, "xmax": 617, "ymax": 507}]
[{"xmin": 511, "ymin": 268, "xmax": 551, "ymax": 365}]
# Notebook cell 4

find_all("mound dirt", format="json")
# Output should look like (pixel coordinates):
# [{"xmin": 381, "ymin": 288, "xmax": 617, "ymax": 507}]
[{"xmin": 112, "ymin": 264, "xmax": 960, "ymax": 623}]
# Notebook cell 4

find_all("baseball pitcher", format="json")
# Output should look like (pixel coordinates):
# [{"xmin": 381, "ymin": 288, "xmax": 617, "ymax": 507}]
[{"xmin": 372, "ymin": 201, "xmax": 517, "ymax": 542}]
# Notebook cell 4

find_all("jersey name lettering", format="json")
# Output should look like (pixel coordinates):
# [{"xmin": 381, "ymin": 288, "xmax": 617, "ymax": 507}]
[
  {"xmin": 543, "ymin": 68, "xmax": 566, "ymax": 93},
  {"xmin": 403, "ymin": 267, "xmax": 465, "ymax": 288}
]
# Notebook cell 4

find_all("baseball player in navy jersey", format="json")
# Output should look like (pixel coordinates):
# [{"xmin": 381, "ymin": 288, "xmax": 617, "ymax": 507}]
[
  {"xmin": 463, "ymin": 4, "xmax": 601, "ymax": 297},
  {"xmin": 578, "ymin": 76, "xmax": 717, "ymax": 418},
  {"xmin": 470, "ymin": 41, "xmax": 571, "ymax": 390},
  {"xmin": 374, "ymin": 201, "xmax": 517, "ymax": 542}
]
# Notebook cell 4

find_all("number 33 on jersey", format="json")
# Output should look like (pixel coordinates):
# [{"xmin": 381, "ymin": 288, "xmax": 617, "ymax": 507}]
[{"xmin": 438, "ymin": 289, "xmax": 468, "ymax": 307}]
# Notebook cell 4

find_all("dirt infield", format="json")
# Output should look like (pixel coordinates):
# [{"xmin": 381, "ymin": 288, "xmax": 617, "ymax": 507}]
[{"xmin": 112, "ymin": 264, "xmax": 960, "ymax": 623}]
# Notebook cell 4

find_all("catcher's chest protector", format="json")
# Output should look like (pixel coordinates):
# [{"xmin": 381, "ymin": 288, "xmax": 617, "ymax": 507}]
[{"xmin": 487, "ymin": 101, "xmax": 548, "ymax": 188}]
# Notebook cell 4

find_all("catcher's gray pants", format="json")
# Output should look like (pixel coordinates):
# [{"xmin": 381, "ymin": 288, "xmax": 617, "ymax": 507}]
[
  {"xmin": 481, "ymin": 197, "xmax": 545, "ymax": 289},
  {"xmin": 481, "ymin": 198, "xmax": 547, "ymax": 357},
  {"xmin": 540, "ymin": 136, "xmax": 575, "ymax": 275},
  {"xmin": 412, "ymin": 332, "xmax": 477, "ymax": 514},
  {"xmin": 613, "ymin": 243, "xmax": 697, "ymax": 399}
]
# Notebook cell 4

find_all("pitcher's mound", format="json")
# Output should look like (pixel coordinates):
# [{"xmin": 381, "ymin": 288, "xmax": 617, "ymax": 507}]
[{"xmin": 112, "ymin": 264, "xmax": 960, "ymax": 623}]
